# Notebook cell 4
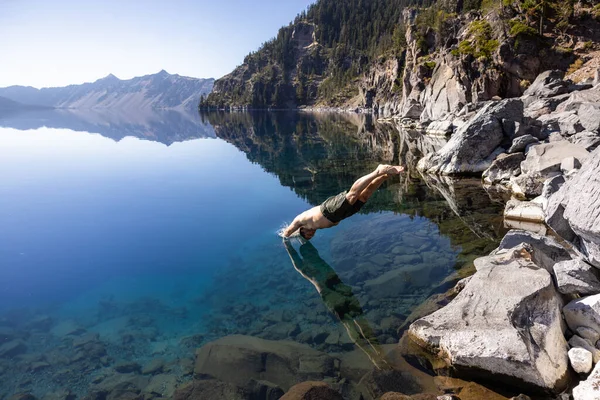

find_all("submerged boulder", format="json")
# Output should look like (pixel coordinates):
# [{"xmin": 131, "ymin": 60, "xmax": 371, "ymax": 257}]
[
  {"xmin": 280, "ymin": 381, "xmax": 343, "ymax": 400},
  {"xmin": 408, "ymin": 245, "xmax": 569, "ymax": 393},
  {"xmin": 194, "ymin": 335, "xmax": 338, "ymax": 391}
]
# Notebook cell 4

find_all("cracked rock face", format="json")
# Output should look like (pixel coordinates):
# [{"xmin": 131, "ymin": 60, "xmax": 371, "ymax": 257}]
[
  {"xmin": 417, "ymin": 99, "xmax": 523, "ymax": 175},
  {"xmin": 554, "ymin": 259, "xmax": 600, "ymax": 296},
  {"xmin": 408, "ymin": 245, "xmax": 568, "ymax": 393},
  {"xmin": 560, "ymin": 147, "xmax": 600, "ymax": 267}
]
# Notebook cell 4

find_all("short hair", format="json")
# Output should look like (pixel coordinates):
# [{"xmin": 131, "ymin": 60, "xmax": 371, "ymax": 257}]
[{"xmin": 299, "ymin": 228, "xmax": 311, "ymax": 240}]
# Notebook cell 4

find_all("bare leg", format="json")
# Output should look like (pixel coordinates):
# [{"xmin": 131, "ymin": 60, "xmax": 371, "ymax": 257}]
[
  {"xmin": 357, "ymin": 175, "xmax": 389, "ymax": 203},
  {"xmin": 346, "ymin": 165, "xmax": 404, "ymax": 205}
]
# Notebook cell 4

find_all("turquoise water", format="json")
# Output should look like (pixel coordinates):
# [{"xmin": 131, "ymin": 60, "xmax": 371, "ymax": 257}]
[{"xmin": 0, "ymin": 110, "xmax": 506, "ymax": 398}]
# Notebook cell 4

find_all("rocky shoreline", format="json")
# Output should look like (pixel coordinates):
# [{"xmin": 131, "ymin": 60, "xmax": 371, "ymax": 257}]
[{"xmin": 403, "ymin": 70, "xmax": 600, "ymax": 399}]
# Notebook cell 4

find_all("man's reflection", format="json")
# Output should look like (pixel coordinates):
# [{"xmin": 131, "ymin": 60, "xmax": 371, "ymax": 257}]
[{"xmin": 283, "ymin": 239, "xmax": 389, "ymax": 369}]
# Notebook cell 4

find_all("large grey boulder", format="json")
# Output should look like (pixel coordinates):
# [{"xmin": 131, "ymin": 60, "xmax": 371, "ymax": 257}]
[
  {"xmin": 556, "ymin": 86, "xmax": 600, "ymax": 113},
  {"xmin": 563, "ymin": 295, "xmax": 600, "ymax": 334},
  {"xmin": 516, "ymin": 141, "xmax": 589, "ymax": 196},
  {"xmin": 408, "ymin": 245, "xmax": 569, "ymax": 393},
  {"xmin": 578, "ymin": 103, "xmax": 600, "ymax": 133},
  {"xmin": 417, "ymin": 99, "xmax": 523, "ymax": 175},
  {"xmin": 520, "ymin": 142, "xmax": 587, "ymax": 175},
  {"xmin": 560, "ymin": 147, "xmax": 600, "ymax": 267},
  {"xmin": 524, "ymin": 70, "xmax": 570, "ymax": 98},
  {"xmin": 496, "ymin": 230, "xmax": 571, "ymax": 272},
  {"xmin": 482, "ymin": 153, "xmax": 525, "ymax": 184},
  {"xmin": 554, "ymin": 259, "xmax": 600, "ymax": 296},
  {"xmin": 508, "ymin": 134, "xmax": 539, "ymax": 154},
  {"xmin": 524, "ymin": 95, "xmax": 570, "ymax": 119}
]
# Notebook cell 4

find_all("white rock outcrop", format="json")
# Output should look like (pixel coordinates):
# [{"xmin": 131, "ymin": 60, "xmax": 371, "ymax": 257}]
[{"xmin": 409, "ymin": 245, "xmax": 568, "ymax": 392}]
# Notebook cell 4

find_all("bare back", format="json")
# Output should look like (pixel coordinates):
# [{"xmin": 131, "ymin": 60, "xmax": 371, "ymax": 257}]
[{"xmin": 294, "ymin": 206, "xmax": 336, "ymax": 230}]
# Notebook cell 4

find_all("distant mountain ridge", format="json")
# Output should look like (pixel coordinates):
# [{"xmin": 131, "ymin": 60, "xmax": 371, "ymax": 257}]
[
  {"xmin": 0, "ymin": 71, "xmax": 214, "ymax": 111},
  {"xmin": 0, "ymin": 96, "xmax": 50, "ymax": 111}
]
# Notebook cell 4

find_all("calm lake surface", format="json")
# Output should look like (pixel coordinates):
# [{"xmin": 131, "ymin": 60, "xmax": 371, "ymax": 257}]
[{"xmin": 0, "ymin": 109, "xmax": 507, "ymax": 398}]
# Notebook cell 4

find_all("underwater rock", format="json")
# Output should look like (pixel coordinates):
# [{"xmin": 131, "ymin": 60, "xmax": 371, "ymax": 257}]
[
  {"xmin": 280, "ymin": 381, "xmax": 343, "ymax": 400},
  {"xmin": 25, "ymin": 315, "xmax": 53, "ymax": 332},
  {"xmin": 409, "ymin": 245, "xmax": 569, "ymax": 393},
  {"xmin": 194, "ymin": 335, "xmax": 338, "ymax": 391},
  {"xmin": 8, "ymin": 394, "xmax": 37, "ymax": 400},
  {"xmin": 43, "ymin": 389, "xmax": 76, "ymax": 400},
  {"xmin": 0, "ymin": 339, "xmax": 27, "ymax": 358},
  {"xmin": 142, "ymin": 358, "xmax": 165, "ymax": 375},
  {"xmin": 358, "ymin": 369, "xmax": 423, "ymax": 399},
  {"xmin": 51, "ymin": 320, "xmax": 86, "ymax": 337},
  {"xmin": 113, "ymin": 361, "xmax": 142, "ymax": 374},
  {"xmin": 0, "ymin": 327, "xmax": 16, "ymax": 345},
  {"xmin": 247, "ymin": 379, "xmax": 285, "ymax": 400},
  {"xmin": 262, "ymin": 322, "xmax": 301, "ymax": 340},
  {"xmin": 174, "ymin": 379, "xmax": 248, "ymax": 399},
  {"xmin": 87, "ymin": 372, "xmax": 149, "ymax": 400},
  {"xmin": 143, "ymin": 374, "xmax": 178, "ymax": 398}
]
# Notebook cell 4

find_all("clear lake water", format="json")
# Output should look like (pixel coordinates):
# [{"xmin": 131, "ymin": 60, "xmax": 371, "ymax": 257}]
[{"xmin": 0, "ymin": 109, "xmax": 508, "ymax": 398}]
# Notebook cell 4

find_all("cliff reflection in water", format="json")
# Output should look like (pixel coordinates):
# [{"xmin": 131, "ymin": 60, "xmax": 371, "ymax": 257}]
[{"xmin": 203, "ymin": 110, "xmax": 507, "ymax": 265}]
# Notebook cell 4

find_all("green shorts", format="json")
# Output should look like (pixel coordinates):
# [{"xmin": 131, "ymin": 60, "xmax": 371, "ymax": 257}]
[{"xmin": 320, "ymin": 191, "xmax": 365, "ymax": 224}]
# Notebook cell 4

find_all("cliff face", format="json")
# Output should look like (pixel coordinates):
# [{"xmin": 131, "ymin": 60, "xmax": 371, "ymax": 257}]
[
  {"xmin": 0, "ymin": 71, "xmax": 214, "ymax": 111},
  {"xmin": 203, "ymin": 0, "xmax": 600, "ymax": 118},
  {"xmin": 364, "ymin": 6, "xmax": 598, "ymax": 119}
]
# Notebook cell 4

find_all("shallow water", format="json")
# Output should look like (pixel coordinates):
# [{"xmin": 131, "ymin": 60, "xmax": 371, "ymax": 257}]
[{"xmin": 0, "ymin": 110, "xmax": 507, "ymax": 398}]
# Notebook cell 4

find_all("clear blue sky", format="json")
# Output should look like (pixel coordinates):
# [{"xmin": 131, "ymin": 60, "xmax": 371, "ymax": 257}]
[{"xmin": 0, "ymin": 0, "xmax": 315, "ymax": 88}]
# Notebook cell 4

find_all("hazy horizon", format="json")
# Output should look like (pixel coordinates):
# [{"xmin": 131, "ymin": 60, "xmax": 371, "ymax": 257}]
[{"xmin": 0, "ymin": 0, "xmax": 315, "ymax": 89}]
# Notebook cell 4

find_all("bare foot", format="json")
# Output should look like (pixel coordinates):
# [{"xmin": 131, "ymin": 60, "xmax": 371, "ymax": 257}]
[{"xmin": 377, "ymin": 165, "xmax": 404, "ymax": 175}]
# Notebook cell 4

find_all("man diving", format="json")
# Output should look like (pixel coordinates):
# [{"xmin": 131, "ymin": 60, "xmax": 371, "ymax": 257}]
[{"xmin": 282, "ymin": 164, "xmax": 405, "ymax": 239}]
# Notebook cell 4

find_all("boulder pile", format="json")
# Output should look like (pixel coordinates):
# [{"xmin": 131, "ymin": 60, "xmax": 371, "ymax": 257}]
[{"xmin": 409, "ymin": 70, "xmax": 600, "ymax": 399}]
